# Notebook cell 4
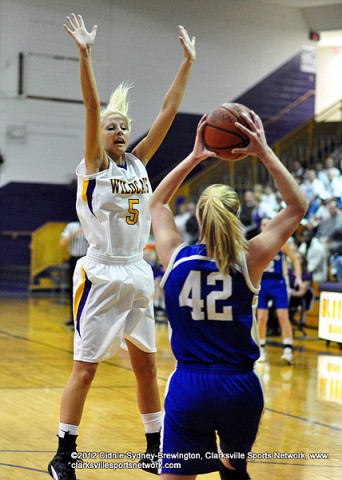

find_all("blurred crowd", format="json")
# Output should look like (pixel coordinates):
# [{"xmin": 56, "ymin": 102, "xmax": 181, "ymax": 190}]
[
  {"xmin": 146, "ymin": 147, "xmax": 342, "ymax": 319},
  {"xmin": 240, "ymin": 149, "xmax": 342, "ymax": 284}
]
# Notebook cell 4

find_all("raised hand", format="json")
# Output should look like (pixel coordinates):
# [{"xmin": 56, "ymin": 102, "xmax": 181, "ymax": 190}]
[
  {"xmin": 178, "ymin": 25, "xmax": 196, "ymax": 62},
  {"xmin": 64, "ymin": 13, "xmax": 97, "ymax": 51},
  {"xmin": 192, "ymin": 115, "xmax": 218, "ymax": 162},
  {"xmin": 232, "ymin": 111, "xmax": 270, "ymax": 159}
]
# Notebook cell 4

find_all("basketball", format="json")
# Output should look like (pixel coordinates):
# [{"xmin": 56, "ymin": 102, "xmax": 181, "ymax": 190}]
[{"xmin": 204, "ymin": 103, "xmax": 251, "ymax": 161}]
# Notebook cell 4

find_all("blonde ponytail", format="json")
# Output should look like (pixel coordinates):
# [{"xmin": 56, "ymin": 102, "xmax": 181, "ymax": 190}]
[{"xmin": 197, "ymin": 184, "xmax": 247, "ymax": 274}]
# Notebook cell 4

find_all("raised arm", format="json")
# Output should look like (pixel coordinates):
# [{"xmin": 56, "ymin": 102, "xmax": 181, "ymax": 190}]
[
  {"xmin": 132, "ymin": 26, "xmax": 196, "ymax": 164},
  {"xmin": 232, "ymin": 112, "xmax": 308, "ymax": 285},
  {"xmin": 150, "ymin": 117, "xmax": 215, "ymax": 268},
  {"xmin": 64, "ymin": 14, "xmax": 107, "ymax": 174}
]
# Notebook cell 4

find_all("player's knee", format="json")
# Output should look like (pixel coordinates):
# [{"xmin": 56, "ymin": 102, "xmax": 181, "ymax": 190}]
[
  {"xmin": 134, "ymin": 362, "xmax": 157, "ymax": 382},
  {"xmin": 257, "ymin": 311, "xmax": 267, "ymax": 323},
  {"xmin": 138, "ymin": 362, "xmax": 157, "ymax": 381},
  {"xmin": 219, "ymin": 462, "xmax": 250, "ymax": 480},
  {"xmin": 76, "ymin": 364, "xmax": 97, "ymax": 386}
]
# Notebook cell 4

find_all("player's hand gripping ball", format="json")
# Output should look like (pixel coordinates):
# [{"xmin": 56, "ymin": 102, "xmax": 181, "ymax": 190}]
[{"xmin": 204, "ymin": 103, "xmax": 252, "ymax": 161}]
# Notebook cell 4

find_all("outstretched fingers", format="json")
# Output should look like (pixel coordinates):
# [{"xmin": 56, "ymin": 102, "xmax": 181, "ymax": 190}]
[
  {"xmin": 237, "ymin": 110, "xmax": 259, "ymax": 132},
  {"xmin": 64, "ymin": 14, "xmax": 80, "ymax": 37},
  {"xmin": 63, "ymin": 13, "xmax": 97, "ymax": 49},
  {"xmin": 77, "ymin": 14, "xmax": 85, "ymax": 28},
  {"xmin": 178, "ymin": 25, "xmax": 196, "ymax": 61},
  {"xmin": 66, "ymin": 13, "xmax": 79, "ymax": 30},
  {"xmin": 232, "ymin": 110, "xmax": 268, "ymax": 156},
  {"xmin": 191, "ymin": 115, "xmax": 216, "ymax": 160}
]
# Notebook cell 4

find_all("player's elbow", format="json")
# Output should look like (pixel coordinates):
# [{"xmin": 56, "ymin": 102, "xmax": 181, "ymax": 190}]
[
  {"xmin": 161, "ymin": 102, "xmax": 178, "ymax": 119},
  {"xmin": 299, "ymin": 198, "xmax": 309, "ymax": 219},
  {"xmin": 292, "ymin": 195, "xmax": 308, "ymax": 221}
]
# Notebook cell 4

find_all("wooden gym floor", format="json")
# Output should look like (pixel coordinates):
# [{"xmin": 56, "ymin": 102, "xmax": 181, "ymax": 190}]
[{"xmin": 0, "ymin": 294, "xmax": 341, "ymax": 480}]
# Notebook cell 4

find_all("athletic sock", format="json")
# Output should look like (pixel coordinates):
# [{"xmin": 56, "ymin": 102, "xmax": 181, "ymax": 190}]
[
  {"xmin": 283, "ymin": 337, "xmax": 293, "ymax": 347},
  {"xmin": 140, "ymin": 411, "xmax": 162, "ymax": 434},
  {"xmin": 58, "ymin": 423, "xmax": 79, "ymax": 438}
]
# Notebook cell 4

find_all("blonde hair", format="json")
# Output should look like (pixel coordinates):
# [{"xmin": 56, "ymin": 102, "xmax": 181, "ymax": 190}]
[
  {"xmin": 196, "ymin": 184, "xmax": 248, "ymax": 274},
  {"xmin": 100, "ymin": 82, "xmax": 133, "ymax": 129}
]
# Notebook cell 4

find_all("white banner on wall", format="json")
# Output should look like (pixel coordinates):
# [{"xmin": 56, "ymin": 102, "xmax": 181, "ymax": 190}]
[{"xmin": 318, "ymin": 290, "xmax": 342, "ymax": 344}]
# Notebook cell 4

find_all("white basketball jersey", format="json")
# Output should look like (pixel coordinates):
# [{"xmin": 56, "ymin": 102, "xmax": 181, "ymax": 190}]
[{"xmin": 76, "ymin": 153, "xmax": 152, "ymax": 257}]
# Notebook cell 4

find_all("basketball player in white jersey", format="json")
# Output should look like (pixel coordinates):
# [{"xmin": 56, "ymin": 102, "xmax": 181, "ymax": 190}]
[
  {"xmin": 48, "ymin": 13, "xmax": 196, "ymax": 480},
  {"xmin": 149, "ymin": 113, "xmax": 307, "ymax": 479}
]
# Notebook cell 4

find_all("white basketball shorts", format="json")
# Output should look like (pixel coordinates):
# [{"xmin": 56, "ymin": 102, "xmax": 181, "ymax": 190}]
[{"xmin": 72, "ymin": 250, "xmax": 156, "ymax": 362}]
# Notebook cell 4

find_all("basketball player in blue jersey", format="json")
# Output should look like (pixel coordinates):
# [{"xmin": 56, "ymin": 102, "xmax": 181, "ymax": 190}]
[
  {"xmin": 150, "ymin": 113, "xmax": 307, "ymax": 479},
  {"xmin": 257, "ymin": 217, "xmax": 303, "ymax": 365},
  {"xmin": 48, "ymin": 13, "xmax": 196, "ymax": 480}
]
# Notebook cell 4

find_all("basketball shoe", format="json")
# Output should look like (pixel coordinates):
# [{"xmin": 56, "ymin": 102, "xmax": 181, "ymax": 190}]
[
  {"xmin": 257, "ymin": 346, "xmax": 267, "ymax": 362},
  {"xmin": 281, "ymin": 346, "xmax": 294, "ymax": 365},
  {"xmin": 137, "ymin": 431, "xmax": 160, "ymax": 475},
  {"xmin": 48, "ymin": 452, "xmax": 76, "ymax": 480}
]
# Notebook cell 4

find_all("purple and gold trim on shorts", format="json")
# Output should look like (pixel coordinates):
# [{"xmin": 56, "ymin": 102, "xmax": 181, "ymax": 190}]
[{"xmin": 74, "ymin": 266, "xmax": 92, "ymax": 336}]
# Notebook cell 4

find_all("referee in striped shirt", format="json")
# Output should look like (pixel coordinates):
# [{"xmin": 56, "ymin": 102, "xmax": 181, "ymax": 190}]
[{"xmin": 60, "ymin": 221, "xmax": 88, "ymax": 325}]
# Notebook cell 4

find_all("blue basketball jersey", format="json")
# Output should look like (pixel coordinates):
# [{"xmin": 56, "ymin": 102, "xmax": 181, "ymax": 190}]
[
  {"xmin": 262, "ymin": 250, "xmax": 284, "ymax": 278},
  {"xmin": 160, "ymin": 243, "xmax": 260, "ymax": 369}
]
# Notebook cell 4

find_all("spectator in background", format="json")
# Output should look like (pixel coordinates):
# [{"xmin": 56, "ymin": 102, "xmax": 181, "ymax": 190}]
[
  {"xmin": 331, "ymin": 245, "xmax": 342, "ymax": 283},
  {"xmin": 253, "ymin": 183, "xmax": 263, "ymax": 198},
  {"xmin": 298, "ymin": 229, "xmax": 328, "ymax": 283},
  {"xmin": 239, "ymin": 190, "xmax": 261, "ymax": 239},
  {"xmin": 259, "ymin": 183, "xmax": 279, "ymax": 218},
  {"xmin": 306, "ymin": 191, "xmax": 332, "ymax": 229},
  {"xmin": 183, "ymin": 203, "xmax": 200, "ymax": 245},
  {"xmin": 325, "ymin": 168, "xmax": 342, "ymax": 199},
  {"xmin": 316, "ymin": 200, "xmax": 342, "ymax": 253},
  {"xmin": 262, "ymin": 183, "xmax": 278, "ymax": 208},
  {"xmin": 174, "ymin": 198, "xmax": 191, "ymax": 238},
  {"xmin": 60, "ymin": 221, "xmax": 88, "ymax": 326},
  {"xmin": 300, "ymin": 169, "xmax": 326, "ymax": 205},
  {"xmin": 239, "ymin": 190, "xmax": 256, "ymax": 226},
  {"xmin": 290, "ymin": 159, "xmax": 305, "ymax": 178},
  {"xmin": 299, "ymin": 169, "xmax": 327, "ymax": 221},
  {"xmin": 315, "ymin": 161, "xmax": 324, "ymax": 182},
  {"xmin": 318, "ymin": 155, "xmax": 341, "ymax": 190}
]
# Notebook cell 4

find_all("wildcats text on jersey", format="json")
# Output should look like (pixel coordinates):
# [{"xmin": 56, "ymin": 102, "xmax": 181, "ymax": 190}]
[{"xmin": 110, "ymin": 177, "xmax": 150, "ymax": 195}]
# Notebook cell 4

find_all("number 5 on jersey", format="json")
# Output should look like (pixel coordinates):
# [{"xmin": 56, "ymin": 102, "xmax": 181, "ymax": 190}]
[{"xmin": 126, "ymin": 199, "xmax": 139, "ymax": 225}]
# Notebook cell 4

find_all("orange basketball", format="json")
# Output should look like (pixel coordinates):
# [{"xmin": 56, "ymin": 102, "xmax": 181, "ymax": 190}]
[{"xmin": 204, "ymin": 103, "xmax": 251, "ymax": 161}]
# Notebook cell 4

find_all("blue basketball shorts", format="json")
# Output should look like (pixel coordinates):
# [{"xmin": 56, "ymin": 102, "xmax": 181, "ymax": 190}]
[
  {"xmin": 257, "ymin": 275, "xmax": 289, "ymax": 309},
  {"xmin": 160, "ymin": 365, "xmax": 264, "ymax": 475}
]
